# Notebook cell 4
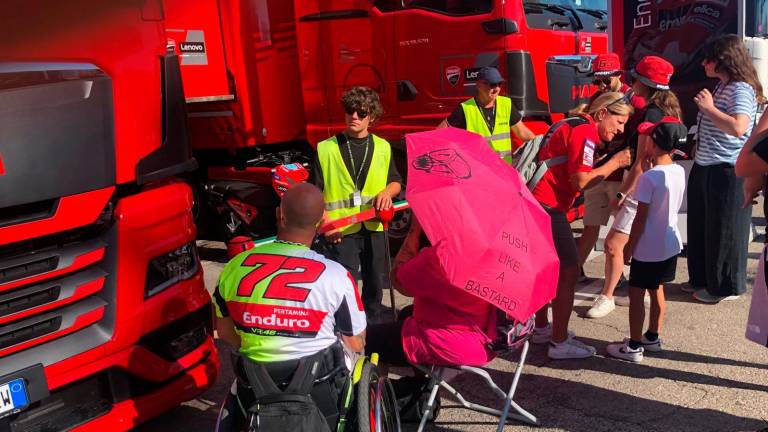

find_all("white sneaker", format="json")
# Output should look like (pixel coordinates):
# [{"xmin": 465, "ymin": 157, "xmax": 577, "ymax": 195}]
[
  {"xmin": 607, "ymin": 341, "xmax": 644, "ymax": 362},
  {"xmin": 548, "ymin": 337, "xmax": 597, "ymax": 359},
  {"xmin": 531, "ymin": 324, "xmax": 575, "ymax": 344},
  {"xmin": 586, "ymin": 295, "xmax": 615, "ymax": 318},
  {"xmin": 614, "ymin": 293, "xmax": 651, "ymax": 307},
  {"xmin": 623, "ymin": 335, "xmax": 662, "ymax": 352}
]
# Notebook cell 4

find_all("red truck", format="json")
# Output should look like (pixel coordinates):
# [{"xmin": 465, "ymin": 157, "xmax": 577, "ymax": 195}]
[
  {"xmin": 0, "ymin": 1, "xmax": 219, "ymax": 430},
  {"xmin": 167, "ymin": 0, "xmax": 609, "ymax": 240},
  {"xmin": 0, "ymin": 0, "xmax": 608, "ymax": 430}
]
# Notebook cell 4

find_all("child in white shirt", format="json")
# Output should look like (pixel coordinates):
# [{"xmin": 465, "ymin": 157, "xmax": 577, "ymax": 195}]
[{"xmin": 607, "ymin": 117, "xmax": 688, "ymax": 362}]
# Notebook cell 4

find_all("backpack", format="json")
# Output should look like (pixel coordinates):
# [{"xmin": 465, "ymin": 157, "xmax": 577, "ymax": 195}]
[
  {"xmin": 512, "ymin": 116, "xmax": 590, "ymax": 191},
  {"xmin": 234, "ymin": 347, "xmax": 342, "ymax": 432}
]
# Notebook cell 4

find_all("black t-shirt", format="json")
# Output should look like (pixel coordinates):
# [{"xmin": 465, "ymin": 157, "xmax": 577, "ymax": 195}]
[
  {"xmin": 310, "ymin": 133, "xmax": 402, "ymax": 192},
  {"xmin": 445, "ymin": 98, "xmax": 523, "ymax": 133},
  {"xmin": 625, "ymin": 104, "xmax": 665, "ymax": 153},
  {"xmin": 595, "ymin": 103, "xmax": 665, "ymax": 173}
]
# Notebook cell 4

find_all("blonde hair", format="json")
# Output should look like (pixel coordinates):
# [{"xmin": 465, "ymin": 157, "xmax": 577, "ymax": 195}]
[
  {"xmin": 587, "ymin": 91, "xmax": 634, "ymax": 118},
  {"xmin": 606, "ymin": 76, "xmax": 623, "ymax": 92}
]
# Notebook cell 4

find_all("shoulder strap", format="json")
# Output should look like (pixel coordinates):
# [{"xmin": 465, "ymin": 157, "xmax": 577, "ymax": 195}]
[
  {"xmin": 527, "ymin": 116, "xmax": 589, "ymax": 191},
  {"xmin": 537, "ymin": 116, "xmax": 589, "ymax": 156},
  {"xmin": 283, "ymin": 348, "xmax": 327, "ymax": 394}
]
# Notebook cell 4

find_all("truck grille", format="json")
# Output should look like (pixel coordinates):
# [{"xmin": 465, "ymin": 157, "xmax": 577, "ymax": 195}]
[
  {"xmin": 0, "ymin": 257, "xmax": 59, "ymax": 285},
  {"xmin": 0, "ymin": 317, "xmax": 62, "ymax": 350},
  {"xmin": 0, "ymin": 225, "xmax": 115, "ymax": 373}
]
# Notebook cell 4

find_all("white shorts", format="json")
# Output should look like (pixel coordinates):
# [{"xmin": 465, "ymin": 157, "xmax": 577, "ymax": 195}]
[
  {"xmin": 583, "ymin": 181, "xmax": 622, "ymax": 226},
  {"xmin": 611, "ymin": 197, "xmax": 638, "ymax": 234}
]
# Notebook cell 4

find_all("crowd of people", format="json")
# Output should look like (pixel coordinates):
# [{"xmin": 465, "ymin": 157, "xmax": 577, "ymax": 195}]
[{"xmin": 211, "ymin": 34, "xmax": 766, "ymax": 430}]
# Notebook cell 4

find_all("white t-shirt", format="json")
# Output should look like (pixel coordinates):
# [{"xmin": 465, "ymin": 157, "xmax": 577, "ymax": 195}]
[
  {"xmin": 214, "ymin": 243, "xmax": 367, "ymax": 362},
  {"xmin": 630, "ymin": 164, "xmax": 686, "ymax": 262}
]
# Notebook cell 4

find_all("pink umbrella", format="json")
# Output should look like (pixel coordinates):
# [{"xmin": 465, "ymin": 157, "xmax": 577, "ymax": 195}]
[{"xmin": 405, "ymin": 127, "xmax": 559, "ymax": 322}]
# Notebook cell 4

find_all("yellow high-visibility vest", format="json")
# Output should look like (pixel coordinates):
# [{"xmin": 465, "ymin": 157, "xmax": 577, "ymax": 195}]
[
  {"xmin": 316, "ymin": 134, "xmax": 391, "ymax": 234},
  {"xmin": 462, "ymin": 95, "xmax": 513, "ymax": 164}
]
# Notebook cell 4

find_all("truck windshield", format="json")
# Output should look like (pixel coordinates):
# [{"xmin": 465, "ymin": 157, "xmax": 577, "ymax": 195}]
[
  {"xmin": 523, "ymin": 0, "xmax": 607, "ymax": 31},
  {"xmin": 523, "ymin": 0, "xmax": 607, "ymax": 12}
]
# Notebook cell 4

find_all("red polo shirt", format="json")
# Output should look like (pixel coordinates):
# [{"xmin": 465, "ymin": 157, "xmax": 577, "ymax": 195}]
[{"xmin": 532, "ymin": 115, "xmax": 598, "ymax": 212}]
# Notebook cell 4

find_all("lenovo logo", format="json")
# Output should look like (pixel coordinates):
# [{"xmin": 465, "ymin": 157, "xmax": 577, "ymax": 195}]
[
  {"xmin": 0, "ymin": 153, "xmax": 5, "ymax": 176},
  {"xmin": 179, "ymin": 42, "xmax": 205, "ymax": 53}
]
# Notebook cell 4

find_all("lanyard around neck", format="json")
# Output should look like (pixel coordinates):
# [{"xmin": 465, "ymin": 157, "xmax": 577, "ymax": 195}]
[
  {"xmin": 477, "ymin": 99, "xmax": 496, "ymax": 134},
  {"xmin": 345, "ymin": 134, "xmax": 370, "ymax": 190}
]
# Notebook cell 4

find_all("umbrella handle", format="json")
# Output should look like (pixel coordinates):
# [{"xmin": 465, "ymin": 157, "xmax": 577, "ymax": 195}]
[{"xmin": 377, "ymin": 206, "xmax": 395, "ymax": 226}]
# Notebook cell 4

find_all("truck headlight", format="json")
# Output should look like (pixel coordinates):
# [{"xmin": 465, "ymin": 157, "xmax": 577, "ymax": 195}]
[{"xmin": 145, "ymin": 242, "xmax": 199, "ymax": 297}]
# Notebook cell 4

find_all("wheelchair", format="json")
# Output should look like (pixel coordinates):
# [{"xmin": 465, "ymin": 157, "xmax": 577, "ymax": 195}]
[{"xmin": 215, "ymin": 342, "xmax": 400, "ymax": 432}]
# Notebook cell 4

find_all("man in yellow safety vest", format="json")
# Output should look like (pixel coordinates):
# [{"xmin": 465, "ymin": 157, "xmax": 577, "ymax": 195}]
[
  {"xmin": 439, "ymin": 66, "xmax": 535, "ymax": 163},
  {"xmin": 311, "ymin": 87, "xmax": 402, "ymax": 319}
]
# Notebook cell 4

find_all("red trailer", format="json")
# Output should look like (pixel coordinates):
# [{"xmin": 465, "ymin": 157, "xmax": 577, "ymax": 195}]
[{"xmin": 168, "ymin": 0, "xmax": 610, "ymax": 240}]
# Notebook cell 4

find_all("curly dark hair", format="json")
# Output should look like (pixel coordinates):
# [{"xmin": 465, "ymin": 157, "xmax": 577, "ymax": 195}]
[
  {"xmin": 341, "ymin": 86, "xmax": 384, "ymax": 121},
  {"xmin": 704, "ymin": 35, "xmax": 765, "ymax": 103}
]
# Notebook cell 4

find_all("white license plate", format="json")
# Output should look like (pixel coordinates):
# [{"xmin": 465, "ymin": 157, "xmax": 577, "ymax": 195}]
[{"xmin": 0, "ymin": 378, "xmax": 28, "ymax": 417}]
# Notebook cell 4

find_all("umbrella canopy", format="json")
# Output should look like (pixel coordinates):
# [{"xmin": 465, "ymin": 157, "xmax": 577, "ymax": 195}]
[{"xmin": 405, "ymin": 127, "xmax": 559, "ymax": 322}]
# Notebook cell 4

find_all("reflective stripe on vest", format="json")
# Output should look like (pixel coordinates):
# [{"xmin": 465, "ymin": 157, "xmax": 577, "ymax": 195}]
[
  {"xmin": 316, "ymin": 134, "xmax": 391, "ymax": 234},
  {"xmin": 462, "ymin": 96, "xmax": 514, "ymax": 164}
]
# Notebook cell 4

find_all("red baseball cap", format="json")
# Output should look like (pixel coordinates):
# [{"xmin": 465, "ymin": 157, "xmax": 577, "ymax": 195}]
[
  {"xmin": 593, "ymin": 53, "xmax": 622, "ymax": 77},
  {"xmin": 631, "ymin": 56, "xmax": 674, "ymax": 90},
  {"xmin": 638, "ymin": 116, "xmax": 688, "ymax": 151}
]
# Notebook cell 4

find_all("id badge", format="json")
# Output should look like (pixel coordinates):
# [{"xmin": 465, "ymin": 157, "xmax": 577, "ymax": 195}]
[{"xmin": 352, "ymin": 191, "xmax": 362, "ymax": 206}]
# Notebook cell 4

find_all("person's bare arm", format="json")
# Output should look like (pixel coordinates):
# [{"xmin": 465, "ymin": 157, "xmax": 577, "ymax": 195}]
[
  {"xmin": 389, "ymin": 219, "xmax": 422, "ymax": 297},
  {"xmin": 511, "ymin": 120, "xmax": 536, "ymax": 142},
  {"xmin": 373, "ymin": 182, "xmax": 402, "ymax": 210},
  {"xmin": 695, "ymin": 88, "xmax": 751, "ymax": 137},
  {"xmin": 437, "ymin": 119, "xmax": 449, "ymax": 129},
  {"xmin": 342, "ymin": 331, "xmax": 366, "ymax": 353},
  {"xmin": 571, "ymin": 148, "xmax": 632, "ymax": 191},
  {"xmin": 216, "ymin": 317, "xmax": 241, "ymax": 349},
  {"xmin": 608, "ymin": 136, "xmax": 652, "ymax": 210},
  {"xmin": 741, "ymin": 174, "xmax": 765, "ymax": 208},
  {"xmin": 736, "ymin": 113, "xmax": 768, "ymax": 178},
  {"xmin": 624, "ymin": 202, "xmax": 649, "ymax": 264}
]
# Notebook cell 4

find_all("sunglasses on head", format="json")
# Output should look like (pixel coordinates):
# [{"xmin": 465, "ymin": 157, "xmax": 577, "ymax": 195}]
[
  {"xmin": 605, "ymin": 92, "xmax": 633, "ymax": 111},
  {"xmin": 344, "ymin": 107, "xmax": 369, "ymax": 119}
]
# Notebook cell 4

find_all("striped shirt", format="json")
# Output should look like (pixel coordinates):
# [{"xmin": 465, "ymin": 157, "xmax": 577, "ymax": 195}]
[{"xmin": 695, "ymin": 81, "xmax": 757, "ymax": 166}]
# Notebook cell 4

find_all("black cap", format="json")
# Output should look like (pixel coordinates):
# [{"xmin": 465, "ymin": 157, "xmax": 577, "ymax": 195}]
[
  {"xmin": 638, "ymin": 116, "xmax": 688, "ymax": 151},
  {"xmin": 477, "ymin": 66, "xmax": 505, "ymax": 84}
]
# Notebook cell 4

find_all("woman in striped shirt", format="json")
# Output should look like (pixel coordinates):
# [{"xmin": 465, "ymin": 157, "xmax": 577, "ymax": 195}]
[{"xmin": 687, "ymin": 35, "xmax": 765, "ymax": 303}]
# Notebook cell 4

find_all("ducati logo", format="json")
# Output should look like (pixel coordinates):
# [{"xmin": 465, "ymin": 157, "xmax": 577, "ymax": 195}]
[{"xmin": 445, "ymin": 66, "xmax": 461, "ymax": 87}]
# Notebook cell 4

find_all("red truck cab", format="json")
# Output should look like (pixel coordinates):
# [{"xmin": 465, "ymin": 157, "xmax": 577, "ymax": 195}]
[{"xmin": 0, "ymin": 1, "xmax": 218, "ymax": 430}]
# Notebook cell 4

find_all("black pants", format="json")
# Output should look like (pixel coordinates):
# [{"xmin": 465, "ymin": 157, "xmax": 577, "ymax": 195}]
[
  {"xmin": 321, "ymin": 230, "xmax": 390, "ymax": 313},
  {"xmin": 365, "ymin": 306, "xmax": 414, "ymax": 367},
  {"xmin": 687, "ymin": 162, "xmax": 751, "ymax": 296}
]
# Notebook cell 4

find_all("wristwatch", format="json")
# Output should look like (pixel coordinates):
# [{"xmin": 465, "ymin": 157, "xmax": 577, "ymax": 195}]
[{"xmin": 616, "ymin": 192, "xmax": 626, "ymax": 200}]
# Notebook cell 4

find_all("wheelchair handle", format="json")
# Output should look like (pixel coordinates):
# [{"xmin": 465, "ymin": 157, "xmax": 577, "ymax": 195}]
[{"xmin": 313, "ymin": 364, "xmax": 346, "ymax": 385}]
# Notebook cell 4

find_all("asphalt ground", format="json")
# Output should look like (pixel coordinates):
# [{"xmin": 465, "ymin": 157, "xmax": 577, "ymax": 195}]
[{"xmin": 137, "ymin": 206, "xmax": 768, "ymax": 432}]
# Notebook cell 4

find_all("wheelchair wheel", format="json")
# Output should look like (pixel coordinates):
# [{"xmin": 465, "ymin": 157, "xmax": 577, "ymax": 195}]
[{"xmin": 354, "ymin": 362, "xmax": 400, "ymax": 432}]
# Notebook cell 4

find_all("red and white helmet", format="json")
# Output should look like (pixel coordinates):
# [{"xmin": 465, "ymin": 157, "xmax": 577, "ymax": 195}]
[{"xmin": 271, "ymin": 163, "xmax": 309, "ymax": 198}]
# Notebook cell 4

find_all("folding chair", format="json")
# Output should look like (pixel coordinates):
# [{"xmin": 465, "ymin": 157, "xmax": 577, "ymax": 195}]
[{"xmin": 412, "ymin": 316, "xmax": 538, "ymax": 432}]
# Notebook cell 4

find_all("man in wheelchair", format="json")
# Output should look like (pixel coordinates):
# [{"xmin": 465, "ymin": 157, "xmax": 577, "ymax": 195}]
[{"xmin": 214, "ymin": 183, "xmax": 379, "ymax": 431}]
